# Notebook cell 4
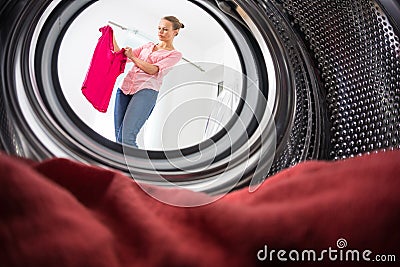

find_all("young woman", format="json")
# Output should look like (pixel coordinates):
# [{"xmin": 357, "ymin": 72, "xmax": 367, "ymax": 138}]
[{"xmin": 113, "ymin": 16, "xmax": 184, "ymax": 148}]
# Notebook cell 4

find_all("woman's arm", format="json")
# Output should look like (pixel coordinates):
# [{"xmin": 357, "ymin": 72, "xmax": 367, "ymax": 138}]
[
  {"xmin": 112, "ymin": 33, "xmax": 120, "ymax": 52},
  {"xmin": 125, "ymin": 48, "xmax": 159, "ymax": 75}
]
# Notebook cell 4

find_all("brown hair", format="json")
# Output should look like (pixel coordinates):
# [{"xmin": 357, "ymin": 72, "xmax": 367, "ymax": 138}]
[{"xmin": 162, "ymin": 16, "xmax": 185, "ymax": 31}]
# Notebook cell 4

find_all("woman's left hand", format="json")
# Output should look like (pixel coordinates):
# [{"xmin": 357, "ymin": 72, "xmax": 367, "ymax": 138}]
[
  {"xmin": 123, "ymin": 46, "xmax": 158, "ymax": 74},
  {"xmin": 124, "ymin": 47, "xmax": 133, "ymax": 59}
]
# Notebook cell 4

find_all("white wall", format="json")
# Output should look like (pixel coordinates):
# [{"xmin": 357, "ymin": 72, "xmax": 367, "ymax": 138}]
[
  {"xmin": 141, "ymin": 63, "xmax": 224, "ymax": 149},
  {"xmin": 58, "ymin": 0, "xmax": 242, "ymax": 150}
]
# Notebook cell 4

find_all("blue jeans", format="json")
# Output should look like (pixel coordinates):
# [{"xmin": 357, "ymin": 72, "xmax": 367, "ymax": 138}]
[{"xmin": 114, "ymin": 88, "xmax": 158, "ymax": 148}]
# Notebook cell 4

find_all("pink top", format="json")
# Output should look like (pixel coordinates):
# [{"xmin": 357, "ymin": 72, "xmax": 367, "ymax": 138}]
[
  {"xmin": 120, "ymin": 42, "xmax": 182, "ymax": 95},
  {"xmin": 82, "ymin": 26, "xmax": 127, "ymax": 112}
]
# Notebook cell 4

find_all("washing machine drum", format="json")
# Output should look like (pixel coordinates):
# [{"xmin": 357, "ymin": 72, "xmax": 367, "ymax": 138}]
[{"xmin": 1, "ymin": 0, "xmax": 399, "ymax": 194}]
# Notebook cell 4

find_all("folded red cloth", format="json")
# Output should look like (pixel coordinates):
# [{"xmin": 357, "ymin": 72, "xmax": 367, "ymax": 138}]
[{"xmin": 1, "ymin": 151, "xmax": 399, "ymax": 267}]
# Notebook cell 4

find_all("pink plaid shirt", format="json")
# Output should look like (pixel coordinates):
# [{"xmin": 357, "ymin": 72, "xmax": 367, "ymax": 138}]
[{"xmin": 120, "ymin": 42, "xmax": 182, "ymax": 95}]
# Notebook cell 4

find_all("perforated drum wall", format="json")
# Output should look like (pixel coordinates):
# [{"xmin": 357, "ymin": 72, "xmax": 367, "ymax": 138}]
[{"xmin": 279, "ymin": 0, "xmax": 400, "ymax": 159}]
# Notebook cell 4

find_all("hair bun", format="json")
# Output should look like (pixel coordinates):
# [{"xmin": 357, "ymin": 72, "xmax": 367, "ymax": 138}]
[{"xmin": 163, "ymin": 16, "xmax": 185, "ymax": 30}]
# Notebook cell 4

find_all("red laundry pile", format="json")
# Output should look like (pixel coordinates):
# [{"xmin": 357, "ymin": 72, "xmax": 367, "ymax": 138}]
[
  {"xmin": 82, "ymin": 26, "xmax": 127, "ymax": 112},
  {"xmin": 0, "ymin": 151, "xmax": 399, "ymax": 267}
]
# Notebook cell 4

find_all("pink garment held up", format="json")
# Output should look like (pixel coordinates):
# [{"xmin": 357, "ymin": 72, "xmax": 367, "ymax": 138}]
[{"xmin": 82, "ymin": 25, "xmax": 127, "ymax": 112}]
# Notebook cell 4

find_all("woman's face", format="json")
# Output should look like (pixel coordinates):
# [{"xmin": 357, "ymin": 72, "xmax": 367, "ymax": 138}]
[{"xmin": 158, "ymin": 19, "xmax": 178, "ymax": 42}]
